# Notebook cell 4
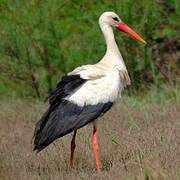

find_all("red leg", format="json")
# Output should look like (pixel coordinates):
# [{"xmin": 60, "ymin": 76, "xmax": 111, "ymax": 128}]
[
  {"xmin": 92, "ymin": 126, "xmax": 100, "ymax": 171},
  {"xmin": 70, "ymin": 130, "xmax": 77, "ymax": 167}
]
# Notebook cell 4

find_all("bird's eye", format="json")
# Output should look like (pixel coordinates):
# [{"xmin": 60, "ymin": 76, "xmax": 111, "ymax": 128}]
[{"xmin": 112, "ymin": 17, "xmax": 119, "ymax": 22}]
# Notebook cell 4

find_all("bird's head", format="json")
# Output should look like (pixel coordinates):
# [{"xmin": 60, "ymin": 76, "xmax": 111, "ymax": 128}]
[{"xmin": 99, "ymin": 11, "xmax": 146, "ymax": 44}]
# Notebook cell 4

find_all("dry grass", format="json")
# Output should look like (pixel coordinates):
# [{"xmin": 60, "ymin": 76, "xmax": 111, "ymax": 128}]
[{"xmin": 0, "ymin": 93, "xmax": 180, "ymax": 180}]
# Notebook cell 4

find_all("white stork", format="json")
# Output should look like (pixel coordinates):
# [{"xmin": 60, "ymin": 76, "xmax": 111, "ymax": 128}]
[{"xmin": 33, "ymin": 11, "xmax": 146, "ymax": 171}]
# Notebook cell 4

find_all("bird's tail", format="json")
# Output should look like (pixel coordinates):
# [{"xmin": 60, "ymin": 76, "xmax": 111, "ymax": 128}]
[{"xmin": 33, "ymin": 109, "xmax": 52, "ymax": 153}]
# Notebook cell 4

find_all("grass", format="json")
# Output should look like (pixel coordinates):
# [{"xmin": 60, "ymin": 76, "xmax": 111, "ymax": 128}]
[
  {"xmin": 0, "ymin": 0, "xmax": 179, "ymax": 96},
  {"xmin": 0, "ymin": 87, "xmax": 180, "ymax": 180}
]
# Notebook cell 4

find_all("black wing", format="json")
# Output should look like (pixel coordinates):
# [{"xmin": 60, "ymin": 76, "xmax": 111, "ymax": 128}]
[
  {"xmin": 33, "ymin": 75, "xmax": 86, "ymax": 151},
  {"xmin": 48, "ymin": 74, "xmax": 86, "ymax": 106},
  {"xmin": 33, "ymin": 100, "xmax": 113, "ymax": 152}
]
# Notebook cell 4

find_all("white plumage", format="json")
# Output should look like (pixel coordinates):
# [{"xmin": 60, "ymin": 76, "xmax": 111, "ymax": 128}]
[{"xmin": 66, "ymin": 65, "xmax": 122, "ymax": 106}]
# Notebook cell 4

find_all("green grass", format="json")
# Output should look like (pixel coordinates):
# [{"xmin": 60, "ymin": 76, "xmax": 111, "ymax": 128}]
[{"xmin": 0, "ymin": 0, "xmax": 179, "ymax": 96}]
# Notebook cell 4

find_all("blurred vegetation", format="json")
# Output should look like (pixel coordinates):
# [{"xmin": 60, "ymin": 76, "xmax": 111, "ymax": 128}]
[{"xmin": 0, "ymin": 0, "xmax": 179, "ymax": 98}]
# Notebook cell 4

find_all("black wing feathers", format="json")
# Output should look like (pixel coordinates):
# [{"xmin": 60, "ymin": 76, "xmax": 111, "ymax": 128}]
[
  {"xmin": 33, "ymin": 75, "xmax": 86, "ymax": 149},
  {"xmin": 49, "ymin": 75, "xmax": 86, "ymax": 106},
  {"xmin": 33, "ymin": 100, "xmax": 113, "ymax": 152}
]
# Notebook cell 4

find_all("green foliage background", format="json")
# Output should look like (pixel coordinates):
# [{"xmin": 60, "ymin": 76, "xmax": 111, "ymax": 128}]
[{"xmin": 0, "ymin": 0, "xmax": 179, "ymax": 97}]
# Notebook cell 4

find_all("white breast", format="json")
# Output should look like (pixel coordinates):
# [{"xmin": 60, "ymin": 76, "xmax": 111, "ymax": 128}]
[{"xmin": 65, "ymin": 67, "xmax": 124, "ymax": 106}]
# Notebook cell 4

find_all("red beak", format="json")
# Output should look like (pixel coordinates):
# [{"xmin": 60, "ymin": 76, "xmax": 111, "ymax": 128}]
[{"xmin": 116, "ymin": 22, "xmax": 146, "ymax": 44}]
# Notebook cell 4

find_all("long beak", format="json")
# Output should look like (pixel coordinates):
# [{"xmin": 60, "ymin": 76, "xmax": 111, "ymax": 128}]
[{"xmin": 116, "ymin": 22, "xmax": 146, "ymax": 44}]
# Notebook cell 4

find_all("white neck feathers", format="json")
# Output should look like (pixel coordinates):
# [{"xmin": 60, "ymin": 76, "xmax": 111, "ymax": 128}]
[
  {"xmin": 98, "ymin": 21, "xmax": 126, "ymax": 70},
  {"xmin": 99, "ymin": 22, "xmax": 119, "ymax": 54}
]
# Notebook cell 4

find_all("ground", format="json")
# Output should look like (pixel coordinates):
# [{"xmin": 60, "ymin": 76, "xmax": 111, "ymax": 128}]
[{"xmin": 0, "ymin": 89, "xmax": 180, "ymax": 180}]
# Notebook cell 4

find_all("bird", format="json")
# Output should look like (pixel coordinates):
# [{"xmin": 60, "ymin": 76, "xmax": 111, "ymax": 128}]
[{"xmin": 33, "ymin": 11, "xmax": 146, "ymax": 171}]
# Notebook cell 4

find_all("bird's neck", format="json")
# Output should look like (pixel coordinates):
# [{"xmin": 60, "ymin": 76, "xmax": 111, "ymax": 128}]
[
  {"xmin": 101, "ymin": 23, "xmax": 119, "ymax": 53},
  {"xmin": 98, "ymin": 22, "xmax": 131, "ymax": 86},
  {"xmin": 99, "ymin": 23, "xmax": 125, "ymax": 68}
]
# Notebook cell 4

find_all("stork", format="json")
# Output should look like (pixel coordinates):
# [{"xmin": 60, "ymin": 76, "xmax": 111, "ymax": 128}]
[{"xmin": 33, "ymin": 11, "xmax": 146, "ymax": 171}]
